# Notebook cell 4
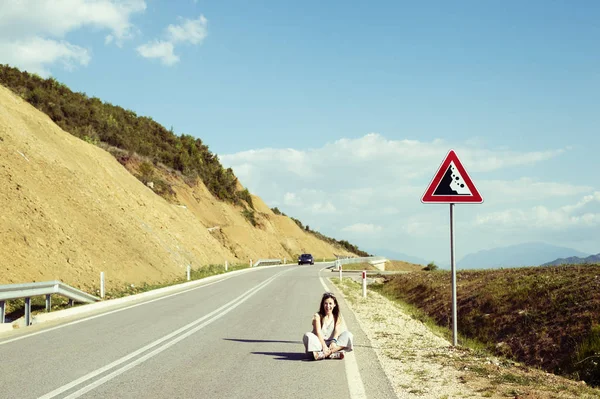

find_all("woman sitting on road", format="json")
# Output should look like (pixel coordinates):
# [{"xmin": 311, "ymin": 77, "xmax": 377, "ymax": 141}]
[{"xmin": 303, "ymin": 291, "xmax": 353, "ymax": 360}]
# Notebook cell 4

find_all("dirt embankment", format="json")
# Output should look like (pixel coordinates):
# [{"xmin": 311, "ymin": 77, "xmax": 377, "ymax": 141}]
[
  {"xmin": 0, "ymin": 84, "xmax": 351, "ymax": 291},
  {"xmin": 336, "ymin": 278, "xmax": 599, "ymax": 399},
  {"xmin": 376, "ymin": 265, "xmax": 600, "ymax": 386}
]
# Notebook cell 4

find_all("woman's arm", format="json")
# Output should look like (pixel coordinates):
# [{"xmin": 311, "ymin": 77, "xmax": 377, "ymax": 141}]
[{"xmin": 329, "ymin": 315, "xmax": 345, "ymax": 349}]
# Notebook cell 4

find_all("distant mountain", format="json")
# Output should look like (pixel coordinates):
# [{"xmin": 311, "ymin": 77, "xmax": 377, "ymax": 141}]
[
  {"xmin": 541, "ymin": 253, "xmax": 600, "ymax": 266},
  {"xmin": 366, "ymin": 248, "xmax": 429, "ymax": 266},
  {"xmin": 457, "ymin": 242, "xmax": 590, "ymax": 269}
]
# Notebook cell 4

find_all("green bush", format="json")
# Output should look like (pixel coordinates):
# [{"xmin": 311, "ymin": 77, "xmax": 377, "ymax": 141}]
[
  {"xmin": 271, "ymin": 207, "xmax": 286, "ymax": 216},
  {"xmin": 138, "ymin": 161, "xmax": 155, "ymax": 184},
  {"xmin": 574, "ymin": 325, "xmax": 600, "ymax": 385},
  {"xmin": 242, "ymin": 209, "xmax": 257, "ymax": 226},
  {"xmin": 424, "ymin": 262, "xmax": 438, "ymax": 271}
]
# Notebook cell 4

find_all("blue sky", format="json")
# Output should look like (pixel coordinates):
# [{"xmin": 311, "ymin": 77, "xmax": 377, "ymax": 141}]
[{"xmin": 1, "ymin": 0, "xmax": 599, "ymax": 264}]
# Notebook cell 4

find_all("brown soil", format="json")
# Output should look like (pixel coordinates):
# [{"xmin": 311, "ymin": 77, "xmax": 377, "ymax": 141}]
[
  {"xmin": 0, "ymin": 84, "xmax": 353, "ymax": 291},
  {"xmin": 385, "ymin": 260, "xmax": 425, "ymax": 272}
]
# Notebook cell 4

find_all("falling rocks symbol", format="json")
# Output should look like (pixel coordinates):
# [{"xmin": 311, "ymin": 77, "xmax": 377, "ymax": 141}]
[{"xmin": 434, "ymin": 164, "xmax": 468, "ymax": 195}]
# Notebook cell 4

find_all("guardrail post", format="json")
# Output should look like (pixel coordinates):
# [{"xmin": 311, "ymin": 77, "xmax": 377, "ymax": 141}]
[
  {"xmin": 362, "ymin": 270, "xmax": 367, "ymax": 298},
  {"xmin": 0, "ymin": 301, "xmax": 5, "ymax": 323},
  {"xmin": 225, "ymin": 260, "xmax": 228, "ymax": 271},
  {"xmin": 187, "ymin": 265, "xmax": 191, "ymax": 281},
  {"xmin": 100, "ymin": 272, "xmax": 105, "ymax": 299},
  {"xmin": 284, "ymin": 257, "xmax": 286, "ymax": 264},
  {"xmin": 45, "ymin": 294, "xmax": 51, "ymax": 312},
  {"xmin": 339, "ymin": 262, "xmax": 342, "ymax": 281},
  {"xmin": 250, "ymin": 259, "xmax": 252, "ymax": 268},
  {"xmin": 25, "ymin": 297, "xmax": 31, "ymax": 326},
  {"xmin": 68, "ymin": 299, "xmax": 74, "ymax": 307}
]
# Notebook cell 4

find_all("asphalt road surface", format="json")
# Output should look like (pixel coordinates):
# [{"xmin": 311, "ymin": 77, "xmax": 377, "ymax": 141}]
[{"xmin": 0, "ymin": 263, "xmax": 397, "ymax": 398}]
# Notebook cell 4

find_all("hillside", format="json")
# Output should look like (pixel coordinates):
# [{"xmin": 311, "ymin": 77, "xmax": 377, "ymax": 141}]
[
  {"xmin": 0, "ymin": 83, "xmax": 354, "ymax": 290},
  {"xmin": 542, "ymin": 253, "xmax": 600, "ymax": 266},
  {"xmin": 375, "ymin": 265, "xmax": 600, "ymax": 386}
]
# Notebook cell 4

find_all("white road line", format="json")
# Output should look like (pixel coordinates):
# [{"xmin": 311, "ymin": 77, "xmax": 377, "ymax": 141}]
[
  {"xmin": 318, "ymin": 266, "xmax": 367, "ymax": 399},
  {"xmin": 39, "ymin": 270, "xmax": 289, "ymax": 399},
  {"xmin": 0, "ymin": 272, "xmax": 240, "ymax": 346}
]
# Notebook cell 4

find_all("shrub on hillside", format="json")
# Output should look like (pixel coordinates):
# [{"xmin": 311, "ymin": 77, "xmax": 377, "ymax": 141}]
[
  {"xmin": 574, "ymin": 325, "xmax": 600, "ymax": 386},
  {"xmin": 423, "ymin": 262, "xmax": 438, "ymax": 271},
  {"xmin": 242, "ymin": 209, "xmax": 257, "ymax": 226},
  {"xmin": 271, "ymin": 207, "xmax": 286, "ymax": 216},
  {"xmin": 138, "ymin": 161, "xmax": 155, "ymax": 184}
]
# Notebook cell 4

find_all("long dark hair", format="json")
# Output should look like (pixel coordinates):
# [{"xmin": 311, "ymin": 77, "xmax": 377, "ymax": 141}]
[{"xmin": 318, "ymin": 292, "xmax": 340, "ymax": 325}]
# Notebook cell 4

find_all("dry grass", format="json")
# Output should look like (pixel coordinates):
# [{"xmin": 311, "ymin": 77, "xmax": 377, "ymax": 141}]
[
  {"xmin": 372, "ymin": 264, "xmax": 600, "ymax": 387},
  {"xmin": 386, "ymin": 260, "xmax": 426, "ymax": 272},
  {"xmin": 334, "ymin": 277, "xmax": 600, "ymax": 399}
]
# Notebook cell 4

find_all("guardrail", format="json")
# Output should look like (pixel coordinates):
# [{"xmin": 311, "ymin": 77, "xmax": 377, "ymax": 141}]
[
  {"xmin": 335, "ymin": 256, "xmax": 387, "ymax": 266},
  {"xmin": 333, "ymin": 256, "xmax": 388, "ymax": 271},
  {"xmin": 0, "ymin": 280, "xmax": 100, "ymax": 326},
  {"xmin": 253, "ymin": 259, "xmax": 282, "ymax": 267}
]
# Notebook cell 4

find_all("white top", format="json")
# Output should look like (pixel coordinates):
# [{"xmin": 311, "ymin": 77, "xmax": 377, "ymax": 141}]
[{"xmin": 313, "ymin": 313, "xmax": 344, "ymax": 340}]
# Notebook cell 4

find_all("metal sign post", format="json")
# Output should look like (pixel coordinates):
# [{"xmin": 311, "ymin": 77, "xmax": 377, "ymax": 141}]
[
  {"xmin": 421, "ymin": 149, "xmax": 483, "ymax": 347},
  {"xmin": 450, "ymin": 204, "xmax": 457, "ymax": 346}
]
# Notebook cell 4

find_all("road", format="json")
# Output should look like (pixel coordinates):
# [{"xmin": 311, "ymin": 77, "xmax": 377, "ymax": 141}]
[{"xmin": 0, "ymin": 263, "xmax": 397, "ymax": 398}]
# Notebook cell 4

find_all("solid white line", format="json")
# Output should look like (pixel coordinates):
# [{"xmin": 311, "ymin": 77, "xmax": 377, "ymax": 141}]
[
  {"xmin": 318, "ymin": 267, "xmax": 367, "ymax": 399},
  {"xmin": 39, "ymin": 270, "xmax": 288, "ymax": 399},
  {"xmin": 343, "ymin": 350, "xmax": 367, "ymax": 399},
  {"xmin": 0, "ymin": 272, "xmax": 240, "ymax": 346},
  {"xmin": 319, "ymin": 265, "xmax": 331, "ymax": 292}
]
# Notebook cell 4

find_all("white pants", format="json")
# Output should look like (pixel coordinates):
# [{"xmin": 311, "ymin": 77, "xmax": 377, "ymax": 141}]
[{"xmin": 303, "ymin": 330, "xmax": 354, "ymax": 353}]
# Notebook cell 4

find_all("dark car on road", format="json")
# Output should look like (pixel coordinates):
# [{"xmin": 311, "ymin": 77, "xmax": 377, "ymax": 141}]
[{"xmin": 298, "ymin": 253, "xmax": 314, "ymax": 265}]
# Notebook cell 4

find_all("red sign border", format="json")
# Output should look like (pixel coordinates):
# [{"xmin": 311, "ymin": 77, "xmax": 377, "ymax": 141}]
[{"xmin": 421, "ymin": 149, "xmax": 483, "ymax": 204}]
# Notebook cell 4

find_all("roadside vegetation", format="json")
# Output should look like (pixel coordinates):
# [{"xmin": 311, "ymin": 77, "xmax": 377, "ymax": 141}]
[
  {"xmin": 334, "ymin": 277, "xmax": 600, "ymax": 398},
  {"xmin": 370, "ymin": 263, "xmax": 600, "ymax": 387}
]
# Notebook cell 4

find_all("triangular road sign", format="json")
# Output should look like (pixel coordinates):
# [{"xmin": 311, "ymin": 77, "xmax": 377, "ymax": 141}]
[{"xmin": 421, "ymin": 149, "xmax": 483, "ymax": 203}]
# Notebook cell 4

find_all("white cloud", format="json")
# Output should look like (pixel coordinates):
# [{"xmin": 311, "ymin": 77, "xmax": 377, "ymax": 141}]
[
  {"xmin": 137, "ymin": 14, "xmax": 207, "ymax": 65},
  {"xmin": 0, "ymin": 37, "xmax": 91, "ymax": 77},
  {"xmin": 219, "ymin": 148, "xmax": 315, "ymax": 179},
  {"xmin": 167, "ymin": 15, "xmax": 208, "ymax": 44},
  {"xmin": 311, "ymin": 202, "xmax": 337, "ymax": 214},
  {"xmin": 220, "ymin": 134, "xmax": 597, "ymax": 261},
  {"xmin": 223, "ymin": 134, "xmax": 568, "ymax": 188},
  {"xmin": 283, "ymin": 192, "xmax": 302, "ymax": 207},
  {"xmin": 136, "ymin": 40, "xmax": 178, "ymax": 65},
  {"xmin": 342, "ymin": 223, "xmax": 382, "ymax": 234},
  {"xmin": 561, "ymin": 192, "xmax": 600, "ymax": 213},
  {"xmin": 475, "ymin": 191, "xmax": 600, "ymax": 229},
  {"xmin": 479, "ymin": 178, "xmax": 593, "ymax": 204},
  {"xmin": 0, "ymin": 0, "xmax": 146, "ymax": 76},
  {"xmin": 381, "ymin": 207, "xmax": 400, "ymax": 215}
]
